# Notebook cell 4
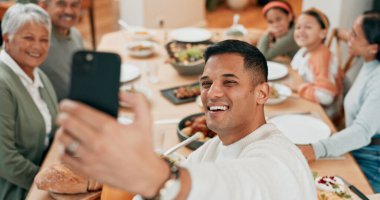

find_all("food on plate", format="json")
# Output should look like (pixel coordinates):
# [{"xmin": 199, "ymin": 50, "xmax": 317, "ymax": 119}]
[
  {"xmin": 128, "ymin": 43, "xmax": 153, "ymax": 52},
  {"xmin": 315, "ymin": 176, "xmax": 352, "ymax": 200},
  {"xmin": 181, "ymin": 115, "xmax": 216, "ymax": 142},
  {"xmin": 174, "ymin": 84, "xmax": 200, "ymax": 99},
  {"xmin": 167, "ymin": 42, "xmax": 210, "ymax": 65},
  {"xmin": 269, "ymin": 85, "xmax": 280, "ymax": 99},
  {"xmin": 134, "ymin": 31, "xmax": 149, "ymax": 36},
  {"xmin": 34, "ymin": 163, "xmax": 102, "ymax": 194}
]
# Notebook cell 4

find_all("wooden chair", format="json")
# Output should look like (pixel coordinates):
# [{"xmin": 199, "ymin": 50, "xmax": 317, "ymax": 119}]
[
  {"xmin": 326, "ymin": 28, "xmax": 356, "ymax": 75},
  {"xmin": 81, "ymin": 0, "xmax": 96, "ymax": 49},
  {"xmin": 326, "ymin": 28, "xmax": 358, "ymax": 129}
]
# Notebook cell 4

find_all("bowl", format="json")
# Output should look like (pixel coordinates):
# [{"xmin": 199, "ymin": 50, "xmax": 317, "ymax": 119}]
[
  {"xmin": 166, "ymin": 41, "xmax": 213, "ymax": 76},
  {"xmin": 177, "ymin": 113, "xmax": 216, "ymax": 150},
  {"xmin": 266, "ymin": 82, "xmax": 292, "ymax": 105},
  {"xmin": 126, "ymin": 41, "xmax": 156, "ymax": 58}
]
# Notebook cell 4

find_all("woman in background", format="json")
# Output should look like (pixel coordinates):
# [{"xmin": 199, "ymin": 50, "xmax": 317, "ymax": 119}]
[
  {"xmin": 291, "ymin": 8, "xmax": 342, "ymax": 118},
  {"xmin": 257, "ymin": 0, "xmax": 299, "ymax": 61},
  {"xmin": 299, "ymin": 11, "xmax": 380, "ymax": 192},
  {"xmin": 0, "ymin": 3, "xmax": 58, "ymax": 200}
]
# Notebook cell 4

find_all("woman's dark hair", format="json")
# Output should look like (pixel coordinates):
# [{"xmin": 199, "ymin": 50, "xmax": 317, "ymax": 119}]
[
  {"xmin": 264, "ymin": 0, "xmax": 295, "ymax": 28},
  {"xmin": 303, "ymin": 9, "xmax": 329, "ymax": 29},
  {"xmin": 204, "ymin": 40, "xmax": 268, "ymax": 85},
  {"xmin": 362, "ymin": 10, "xmax": 380, "ymax": 61}
]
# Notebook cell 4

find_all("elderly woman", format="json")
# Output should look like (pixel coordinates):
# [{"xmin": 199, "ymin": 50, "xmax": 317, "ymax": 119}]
[{"xmin": 0, "ymin": 3, "xmax": 58, "ymax": 200}]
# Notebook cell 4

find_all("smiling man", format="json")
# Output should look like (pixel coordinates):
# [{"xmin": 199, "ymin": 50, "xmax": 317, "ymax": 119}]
[
  {"xmin": 56, "ymin": 40, "xmax": 316, "ymax": 200},
  {"xmin": 39, "ymin": 0, "xmax": 84, "ymax": 101}
]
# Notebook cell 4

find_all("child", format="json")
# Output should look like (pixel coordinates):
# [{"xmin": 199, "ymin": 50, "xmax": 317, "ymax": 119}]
[
  {"xmin": 257, "ymin": 0, "xmax": 299, "ymax": 61},
  {"xmin": 291, "ymin": 8, "xmax": 342, "ymax": 117}
]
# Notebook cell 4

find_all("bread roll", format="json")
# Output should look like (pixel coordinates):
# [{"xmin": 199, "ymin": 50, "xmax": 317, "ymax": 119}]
[{"xmin": 34, "ymin": 163, "xmax": 102, "ymax": 194}]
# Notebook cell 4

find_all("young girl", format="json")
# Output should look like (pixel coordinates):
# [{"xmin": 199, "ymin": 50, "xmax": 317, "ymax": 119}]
[
  {"xmin": 291, "ymin": 8, "xmax": 342, "ymax": 117},
  {"xmin": 257, "ymin": 1, "xmax": 299, "ymax": 61}
]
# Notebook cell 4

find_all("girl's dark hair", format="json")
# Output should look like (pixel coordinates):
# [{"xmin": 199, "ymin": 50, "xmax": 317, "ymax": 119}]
[
  {"xmin": 303, "ymin": 9, "xmax": 329, "ymax": 29},
  {"xmin": 264, "ymin": 0, "xmax": 295, "ymax": 28},
  {"xmin": 362, "ymin": 10, "xmax": 380, "ymax": 61},
  {"xmin": 204, "ymin": 40, "xmax": 268, "ymax": 85}
]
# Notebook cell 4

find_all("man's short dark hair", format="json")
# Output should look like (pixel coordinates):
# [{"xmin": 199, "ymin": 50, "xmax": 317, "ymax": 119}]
[{"xmin": 204, "ymin": 39, "xmax": 268, "ymax": 86}]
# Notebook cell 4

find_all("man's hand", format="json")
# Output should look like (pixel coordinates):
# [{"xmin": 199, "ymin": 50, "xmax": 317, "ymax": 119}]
[
  {"xmin": 297, "ymin": 144, "xmax": 316, "ymax": 162},
  {"xmin": 56, "ymin": 92, "xmax": 169, "ymax": 197}
]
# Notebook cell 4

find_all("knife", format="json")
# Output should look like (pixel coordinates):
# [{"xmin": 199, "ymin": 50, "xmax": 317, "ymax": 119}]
[{"xmin": 336, "ymin": 176, "xmax": 369, "ymax": 200}]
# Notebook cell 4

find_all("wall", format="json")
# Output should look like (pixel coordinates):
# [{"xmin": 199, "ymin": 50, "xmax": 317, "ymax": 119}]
[
  {"xmin": 119, "ymin": 0, "xmax": 206, "ymax": 28},
  {"xmin": 302, "ymin": 0, "xmax": 373, "ymax": 29}
]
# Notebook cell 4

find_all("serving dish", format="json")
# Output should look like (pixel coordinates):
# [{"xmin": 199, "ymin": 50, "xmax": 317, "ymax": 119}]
[
  {"xmin": 160, "ymin": 82, "xmax": 200, "ymax": 105},
  {"xmin": 165, "ymin": 41, "xmax": 213, "ymax": 76},
  {"xmin": 177, "ymin": 113, "xmax": 216, "ymax": 150}
]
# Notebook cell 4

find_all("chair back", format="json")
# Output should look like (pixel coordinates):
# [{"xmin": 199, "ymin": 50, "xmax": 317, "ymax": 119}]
[{"xmin": 326, "ymin": 28, "xmax": 356, "ymax": 75}]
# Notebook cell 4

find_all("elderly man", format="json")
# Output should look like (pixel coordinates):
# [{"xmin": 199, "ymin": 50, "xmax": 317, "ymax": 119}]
[
  {"xmin": 39, "ymin": 0, "xmax": 84, "ymax": 101},
  {"xmin": 57, "ymin": 40, "xmax": 316, "ymax": 199}
]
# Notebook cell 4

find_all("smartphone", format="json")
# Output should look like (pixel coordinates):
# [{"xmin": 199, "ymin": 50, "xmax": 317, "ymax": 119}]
[{"xmin": 68, "ymin": 50, "xmax": 121, "ymax": 118}]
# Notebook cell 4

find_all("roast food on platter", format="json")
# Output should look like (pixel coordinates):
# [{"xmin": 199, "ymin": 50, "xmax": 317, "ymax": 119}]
[
  {"xmin": 34, "ymin": 163, "xmax": 102, "ymax": 199},
  {"xmin": 180, "ymin": 114, "xmax": 216, "ymax": 142},
  {"xmin": 315, "ymin": 176, "xmax": 352, "ymax": 200},
  {"xmin": 173, "ymin": 84, "xmax": 200, "ymax": 99}
]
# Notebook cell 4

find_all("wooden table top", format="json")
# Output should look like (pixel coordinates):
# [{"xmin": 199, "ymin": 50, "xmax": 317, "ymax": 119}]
[{"xmin": 27, "ymin": 29, "xmax": 376, "ymax": 200}]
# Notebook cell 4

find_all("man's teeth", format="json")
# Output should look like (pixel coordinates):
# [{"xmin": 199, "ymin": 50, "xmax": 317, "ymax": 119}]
[
  {"xmin": 209, "ymin": 106, "xmax": 228, "ymax": 111},
  {"xmin": 27, "ymin": 52, "xmax": 40, "ymax": 57}
]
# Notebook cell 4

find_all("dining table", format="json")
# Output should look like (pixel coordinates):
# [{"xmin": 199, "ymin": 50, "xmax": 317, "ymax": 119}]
[{"xmin": 27, "ymin": 28, "xmax": 378, "ymax": 200}]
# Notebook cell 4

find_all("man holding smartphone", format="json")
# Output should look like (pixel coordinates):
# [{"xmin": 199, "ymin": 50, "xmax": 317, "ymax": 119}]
[
  {"xmin": 39, "ymin": 0, "xmax": 84, "ymax": 101},
  {"xmin": 56, "ymin": 40, "xmax": 316, "ymax": 199}
]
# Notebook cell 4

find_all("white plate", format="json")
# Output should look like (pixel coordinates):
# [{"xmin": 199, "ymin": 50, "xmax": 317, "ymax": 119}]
[
  {"xmin": 267, "ymin": 61, "xmax": 288, "ymax": 80},
  {"xmin": 170, "ymin": 28, "xmax": 212, "ymax": 42},
  {"xmin": 268, "ymin": 114, "xmax": 331, "ymax": 144},
  {"xmin": 120, "ymin": 63, "xmax": 141, "ymax": 83},
  {"xmin": 126, "ymin": 41, "xmax": 157, "ymax": 58},
  {"xmin": 266, "ymin": 83, "xmax": 292, "ymax": 105}
]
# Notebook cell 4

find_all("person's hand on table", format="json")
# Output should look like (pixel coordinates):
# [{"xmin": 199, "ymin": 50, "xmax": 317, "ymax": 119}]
[
  {"xmin": 297, "ymin": 144, "xmax": 316, "ymax": 162},
  {"xmin": 56, "ymin": 92, "xmax": 170, "ymax": 198}
]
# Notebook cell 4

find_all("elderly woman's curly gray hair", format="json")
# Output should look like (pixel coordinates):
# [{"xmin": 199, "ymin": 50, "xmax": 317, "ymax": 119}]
[{"xmin": 1, "ymin": 3, "xmax": 51, "ymax": 41}]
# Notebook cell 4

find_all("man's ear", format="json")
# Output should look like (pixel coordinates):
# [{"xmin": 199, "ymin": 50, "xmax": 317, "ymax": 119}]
[
  {"xmin": 256, "ymin": 82, "xmax": 269, "ymax": 105},
  {"xmin": 3, "ymin": 33, "xmax": 10, "ymax": 51}
]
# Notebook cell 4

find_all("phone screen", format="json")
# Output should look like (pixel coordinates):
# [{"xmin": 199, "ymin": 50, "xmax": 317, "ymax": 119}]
[{"xmin": 68, "ymin": 51, "xmax": 121, "ymax": 117}]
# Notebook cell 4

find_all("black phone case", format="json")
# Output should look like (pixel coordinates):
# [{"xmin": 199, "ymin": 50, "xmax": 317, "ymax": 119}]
[{"xmin": 68, "ymin": 50, "xmax": 121, "ymax": 118}]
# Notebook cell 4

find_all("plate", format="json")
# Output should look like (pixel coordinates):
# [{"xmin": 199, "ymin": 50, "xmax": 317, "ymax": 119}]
[
  {"xmin": 266, "ymin": 82, "xmax": 292, "ymax": 105},
  {"xmin": 170, "ymin": 28, "xmax": 212, "ymax": 43},
  {"xmin": 120, "ymin": 63, "xmax": 141, "ymax": 83},
  {"xmin": 126, "ymin": 41, "xmax": 157, "ymax": 58},
  {"xmin": 160, "ymin": 82, "xmax": 200, "ymax": 105},
  {"xmin": 268, "ymin": 114, "xmax": 331, "ymax": 144},
  {"xmin": 267, "ymin": 61, "xmax": 288, "ymax": 80}
]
